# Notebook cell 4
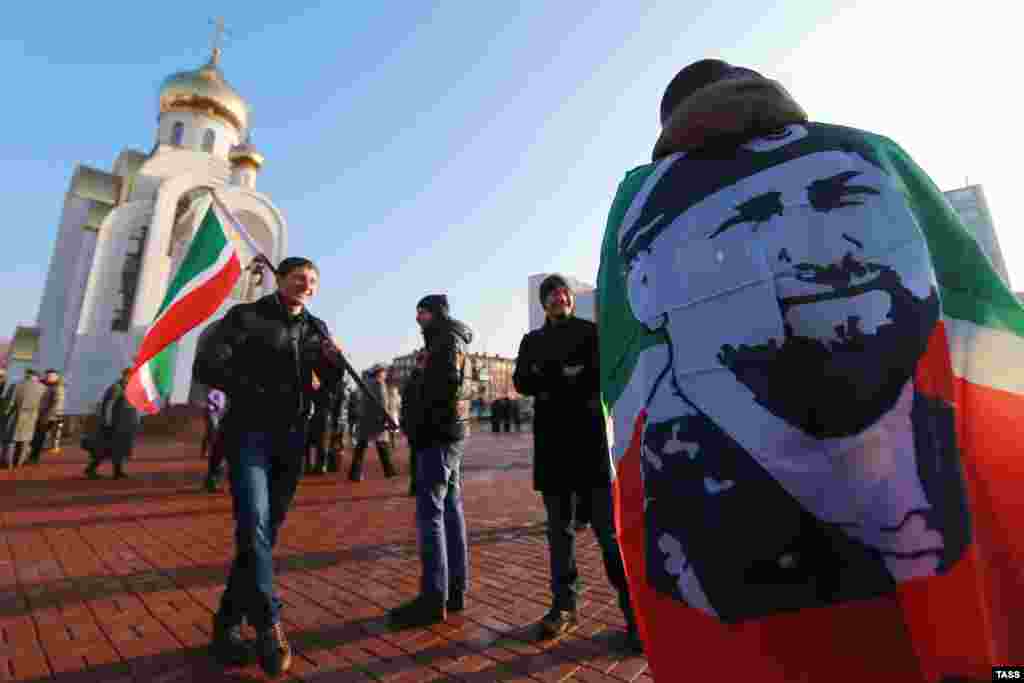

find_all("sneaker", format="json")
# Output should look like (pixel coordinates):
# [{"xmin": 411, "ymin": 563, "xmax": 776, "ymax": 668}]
[
  {"xmin": 447, "ymin": 590, "xmax": 465, "ymax": 612},
  {"xmin": 209, "ymin": 617, "xmax": 250, "ymax": 667},
  {"xmin": 389, "ymin": 594, "xmax": 447, "ymax": 629},
  {"xmin": 258, "ymin": 622, "xmax": 292, "ymax": 677},
  {"xmin": 539, "ymin": 607, "xmax": 578, "ymax": 638}
]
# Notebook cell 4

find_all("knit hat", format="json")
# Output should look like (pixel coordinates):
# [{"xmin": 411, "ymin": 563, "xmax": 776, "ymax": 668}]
[
  {"xmin": 659, "ymin": 59, "xmax": 762, "ymax": 126},
  {"xmin": 277, "ymin": 256, "xmax": 319, "ymax": 277},
  {"xmin": 539, "ymin": 274, "xmax": 572, "ymax": 305},
  {"xmin": 416, "ymin": 294, "xmax": 450, "ymax": 318}
]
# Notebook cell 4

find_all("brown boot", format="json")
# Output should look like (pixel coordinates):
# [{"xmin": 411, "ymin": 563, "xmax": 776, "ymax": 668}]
[{"xmin": 258, "ymin": 622, "xmax": 291, "ymax": 677}]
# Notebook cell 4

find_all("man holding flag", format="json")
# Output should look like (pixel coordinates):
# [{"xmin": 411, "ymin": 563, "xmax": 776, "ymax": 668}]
[
  {"xmin": 597, "ymin": 58, "xmax": 1022, "ymax": 681},
  {"xmin": 192, "ymin": 256, "xmax": 344, "ymax": 676},
  {"xmin": 121, "ymin": 192, "xmax": 348, "ymax": 677}
]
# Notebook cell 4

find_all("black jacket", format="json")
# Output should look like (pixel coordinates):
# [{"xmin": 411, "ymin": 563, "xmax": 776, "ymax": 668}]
[
  {"xmin": 412, "ymin": 316, "xmax": 474, "ymax": 445},
  {"xmin": 400, "ymin": 367, "xmax": 425, "ymax": 450},
  {"xmin": 513, "ymin": 315, "xmax": 610, "ymax": 493},
  {"xmin": 193, "ymin": 293, "xmax": 342, "ymax": 432}
]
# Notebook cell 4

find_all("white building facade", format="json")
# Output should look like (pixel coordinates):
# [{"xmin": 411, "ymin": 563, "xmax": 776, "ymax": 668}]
[{"xmin": 21, "ymin": 46, "xmax": 287, "ymax": 414}]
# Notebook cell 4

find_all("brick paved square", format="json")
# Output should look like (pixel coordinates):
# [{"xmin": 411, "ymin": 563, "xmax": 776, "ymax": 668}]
[{"xmin": 0, "ymin": 430, "xmax": 648, "ymax": 681}]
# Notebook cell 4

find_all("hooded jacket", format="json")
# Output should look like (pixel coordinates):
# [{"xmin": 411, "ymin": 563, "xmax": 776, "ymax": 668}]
[{"xmin": 413, "ymin": 297, "xmax": 474, "ymax": 445}]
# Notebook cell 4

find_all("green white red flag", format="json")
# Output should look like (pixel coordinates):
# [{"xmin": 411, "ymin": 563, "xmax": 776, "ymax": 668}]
[
  {"xmin": 597, "ymin": 123, "xmax": 1023, "ymax": 681},
  {"xmin": 125, "ymin": 193, "xmax": 257, "ymax": 414}
]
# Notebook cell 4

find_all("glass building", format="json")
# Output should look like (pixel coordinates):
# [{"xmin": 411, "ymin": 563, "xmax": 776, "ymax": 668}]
[{"xmin": 943, "ymin": 185, "xmax": 1009, "ymax": 286}]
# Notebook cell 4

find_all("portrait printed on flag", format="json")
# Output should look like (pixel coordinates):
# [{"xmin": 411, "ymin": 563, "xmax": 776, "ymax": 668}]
[{"xmin": 608, "ymin": 124, "xmax": 971, "ymax": 623}]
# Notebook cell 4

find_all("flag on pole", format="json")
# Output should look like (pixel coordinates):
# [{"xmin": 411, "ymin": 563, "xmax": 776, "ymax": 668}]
[
  {"xmin": 597, "ymin": 123, "xmax": 1022, "ymax": 681},
  {"xmin": 125, "ymin": 192, "xmax": 257, "ymax": 414}
]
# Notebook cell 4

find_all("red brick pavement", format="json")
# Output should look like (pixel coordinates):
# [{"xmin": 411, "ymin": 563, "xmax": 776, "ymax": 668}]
[{"xmin": 0, "ymin": 430, "xmax": 650, "ymax": 682}]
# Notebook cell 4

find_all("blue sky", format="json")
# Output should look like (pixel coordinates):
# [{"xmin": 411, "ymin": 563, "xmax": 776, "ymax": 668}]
[{"xmin": 0, "ymin": 1, "xmax": 1016, "ymax": 372}]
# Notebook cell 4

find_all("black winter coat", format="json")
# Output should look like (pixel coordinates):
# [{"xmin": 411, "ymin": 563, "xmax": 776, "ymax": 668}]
[
  {"xmin": 513, "ymin": 316, "xmax": 610, "ymax": 493},
  {"xmin": 411, "ymin": 316, "xmax": 474, "ymax": 445},
  {"xmin": 193, "ymin": 294, "xmax": 343, "ymax": 433},
  {"xmin": 400, "ymin": 367, "xmax": 425, "ymax": 451}
]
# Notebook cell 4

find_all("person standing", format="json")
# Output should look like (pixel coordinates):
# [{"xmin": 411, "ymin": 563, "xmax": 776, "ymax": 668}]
[
  {"xmin": 84, "ymin": 369, "xmax": 141, "ymax": 480},
  {"xmin": 348, "ymin": 364, "xmax": 397, "ymax": 481},
  {"xmin": 325, "ymin": 383, "xmax": 347, "ymax": 473},
  {"xmin": 28, "ymin": 369, "xmax": 64, "ymax": 464},
  {"xmin": 203, "ymin": 388, "xmax": 229, "ymax": 492},
  {"xmin": 389, "ymin": 294, "xmax": 473, "ymax": 628},
  {"xmin": 346, "ymin": 390, "xmax": 362, "ymax": 450},
  {"xmin": 513, "ymin": 274, "xmax": 640, "ymax": 651},
  {"xmin": 193, "ymin": 256, "xmax": 345, "ymax": 677},
  {"xmin": 2, "ymin": 370, "xmax": 46, "ymax": 469},
  {"xmin": 399, "ymin": 351, "xmax": 427, "ymax": 497}
]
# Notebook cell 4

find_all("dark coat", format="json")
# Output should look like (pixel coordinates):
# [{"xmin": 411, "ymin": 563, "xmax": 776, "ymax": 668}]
[
  {"xmin": 513, "ymin": 316, "xmax": 610, "ymax": 493},
  {"xmin": 411, "ymin": 317, "xmax": 474, "ymax": 445},
  {"xmin": 358, "ymin": 378, "xmax": 391, "ymax": 442},
  {"xmin": 193, "ymin": 293, "xmax": 342, "ymax": 433},
  {"xmin": 400, "ymin": 367, "xmax": 425, "ymax": 451},
  {"xmin": 96, "ymin": 381, "xmax": 141, "ymax": 455}
]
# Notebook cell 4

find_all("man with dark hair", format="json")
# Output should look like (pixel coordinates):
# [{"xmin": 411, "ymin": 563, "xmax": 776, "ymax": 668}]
[
  {"xmin": 2, "ymin": 369, "xmax": 46, "ymax": 469},
  {"xmin": 514, "ymin": 274, "xmax": 640, "ymax": 651},
  {"xmin": 194, "ymin": 256, "xmax": 345, "ymax": 677},
  {"xmin": 84, "ymin": 369, "xmax": 141, "ymax": 479},
  {"xmin": 390, "ymin": 294, "xmax": 473, "ymax": 628}
]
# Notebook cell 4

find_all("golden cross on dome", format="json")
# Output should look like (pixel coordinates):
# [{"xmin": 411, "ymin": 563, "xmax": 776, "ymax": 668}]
[{"xmin": 209, "ymin": 17, "xmax": 230, "ymax": 64}]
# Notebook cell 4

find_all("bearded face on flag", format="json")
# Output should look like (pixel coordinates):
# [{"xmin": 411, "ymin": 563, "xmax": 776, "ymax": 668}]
[{"xmin": 613, "ymin": 125, "xmax": 970, "ymax": 623}]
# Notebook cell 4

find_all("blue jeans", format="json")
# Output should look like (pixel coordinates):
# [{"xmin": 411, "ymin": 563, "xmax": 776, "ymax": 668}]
[
  {"xmin": 415, "ymin": 442, "xmax": 469, "ymax": 600},
  {"xmin": 218, "ymin": 429, "xmax": 305, "ymax": 631},
  {"xmin": 543, "ymin": 485, "xmax": 632, "ymax": 616}
]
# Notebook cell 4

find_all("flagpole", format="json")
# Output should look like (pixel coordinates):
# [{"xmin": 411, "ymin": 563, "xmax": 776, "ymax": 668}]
[{"xmin": 204, "ymin": 188, "xmax": 399, "ymax": 431}]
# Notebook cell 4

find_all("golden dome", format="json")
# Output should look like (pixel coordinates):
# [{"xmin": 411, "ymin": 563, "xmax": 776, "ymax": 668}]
[
  {"xmin": 229, "ymin": 142, "xmax": 265, "ymax": 169},
  {"xmin": 159, "ymin": 49, "xmax": 250, "ymax": 133}
]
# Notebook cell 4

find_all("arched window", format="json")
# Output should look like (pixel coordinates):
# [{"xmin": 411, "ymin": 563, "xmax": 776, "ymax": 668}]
[
  {"xmin": 202, "ymin": 128, "xmax": 216, "ymax": 153},
  {"xmin": 171, "ymin": 121, "xmax": 185, "ymax": 146}
]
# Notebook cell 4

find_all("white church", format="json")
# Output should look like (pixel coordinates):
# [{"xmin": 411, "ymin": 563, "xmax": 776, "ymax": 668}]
[{"xmin": 9, "ymin": 43, "xmax": 287, "ymax": 415}]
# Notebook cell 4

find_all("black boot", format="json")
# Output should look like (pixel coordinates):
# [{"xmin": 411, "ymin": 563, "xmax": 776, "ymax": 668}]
[
  {"xmin": 378, "ymin": 442, "xmax": 397, "ymax": 478},
  {"xmin": 209, "ymin": 615, "xmax": 251, "ymax": 667},
  {"xmin": 258, "ymin": 622, "xmax": 292, "ymax": 677},
  {"xmin": 447, "ymin": 588, "xmax": 466, "ymax": 612},
  {"xmin": 349, "ymin": 446, "xmax": 365, "ymax": 481},
  {"xmin": 389, "ymin": 594, "xmax": 447, "ymax": 629},
  {"xmin": 84, "ymin": 460, "xmax": 100, "ymax": 479}
]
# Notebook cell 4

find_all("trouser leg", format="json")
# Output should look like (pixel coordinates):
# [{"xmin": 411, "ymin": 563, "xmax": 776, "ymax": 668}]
[{"xmin": 542, "ymin": 493, "xmax": 578, "ymax": 610}]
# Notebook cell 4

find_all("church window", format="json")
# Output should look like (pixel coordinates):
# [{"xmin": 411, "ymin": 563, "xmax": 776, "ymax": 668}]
[
  {"xmin": 171, "ymin": 121, "xmax": 185, "ymax": 146},
  {"xmin": 112, "ymin": 224, "xmax": 150, "ymax": 331},
  {"xmin": 202, "ymin": 128, "xmax": 216, "ymax": 153}
]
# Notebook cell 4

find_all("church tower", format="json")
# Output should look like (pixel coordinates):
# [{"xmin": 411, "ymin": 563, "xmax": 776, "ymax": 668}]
[{"xmin": 23, "ymin": 25, "xmax": 289, "ymax": 415}]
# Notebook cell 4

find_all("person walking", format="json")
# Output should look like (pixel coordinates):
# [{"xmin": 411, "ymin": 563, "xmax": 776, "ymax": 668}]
[
  {"xmin": 28, "ymin": 369, "xmax": 64, "ymax": 464},
  {"xmin": 2, "ymin": 370, "xmax": 46, "ymax": 469},
  {"xmin": 84, "ymin": 369, "xmax": 141, "ymax": 480},
  {"xmin": 389, "ymin": 294, "xmax": 473, "ymax": 628},
  {"xmin": 513, "ymin": 274, "xmax": 641, "ymax": 651},
  {"xmin": 193, "ymin": 256, "xmax": 346, "ymax": 677},
  {"xmin": 348, "ymin": 364, "xmax": 398, "ymax": 481}
]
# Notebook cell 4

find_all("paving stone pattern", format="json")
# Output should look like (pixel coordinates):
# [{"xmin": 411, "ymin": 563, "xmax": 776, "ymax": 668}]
[{"xmin": 0, "ymin": 429, "xmax": 650, "ymax": 682}]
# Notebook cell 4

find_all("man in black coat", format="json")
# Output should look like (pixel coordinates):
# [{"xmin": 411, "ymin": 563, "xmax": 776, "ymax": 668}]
[
  {"xmin": 513, "ymin": 274, "xmax": 640, "ymax": 651},
  {"xmin": 389, "ymin": 294, "xmax": 473, "ymax": 628},
  {"xmin": 193, "ymin": 257, "xmax": 345, "ymax": 677},
  {"xmin": 84, "ymin": 368, "xmax": 141, "ymax": 480}
]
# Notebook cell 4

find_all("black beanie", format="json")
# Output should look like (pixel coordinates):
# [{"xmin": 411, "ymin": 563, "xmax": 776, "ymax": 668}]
[
  {"xmin": 417, "ymin": 294, "xmax": 449, "ymax": 317},
  {"xmin": 659, "ymin": 59, "xmax": 762, "ymax": 125},
  {"xmin": 539, "ymin": 274, "xmax": 572, "ymax": 305},
  {"xmin": 277, "ymin": 256, "xmax": 319, "ymax": 277}
]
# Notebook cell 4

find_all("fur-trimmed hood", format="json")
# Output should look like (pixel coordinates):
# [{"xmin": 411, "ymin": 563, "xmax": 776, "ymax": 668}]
[{"xmin": 652, "ymin": 75, "xmax": 808, "ymax": 161}]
